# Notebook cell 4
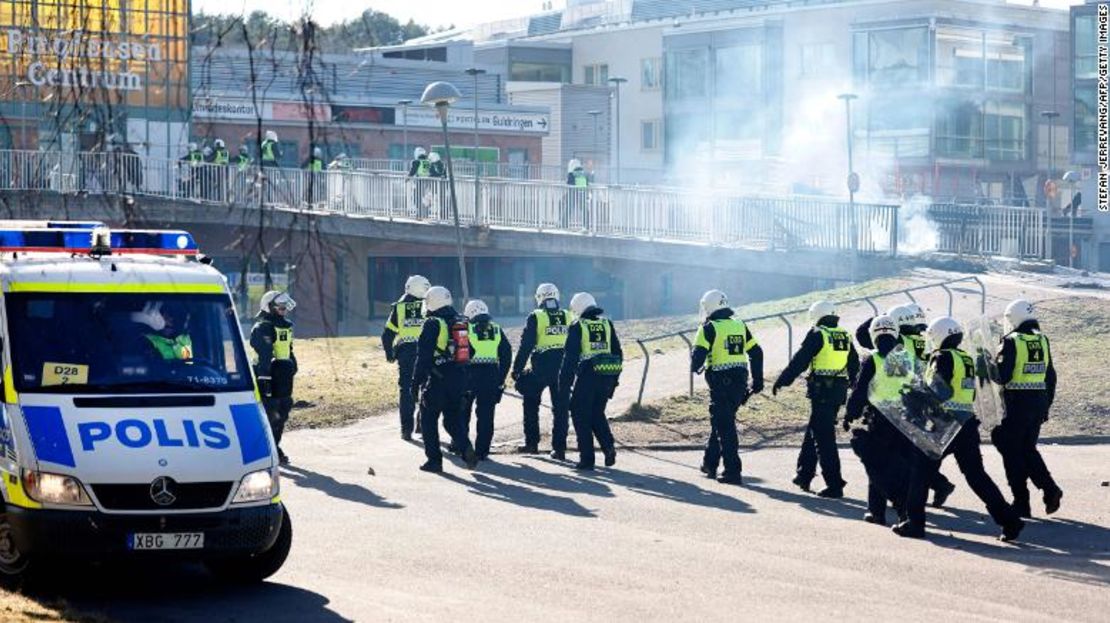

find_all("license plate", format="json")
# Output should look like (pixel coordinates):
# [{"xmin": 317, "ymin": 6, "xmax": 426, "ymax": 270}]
[{"xmin": 129, "ymin": 532, "xmax": 204, "ymax": 550}]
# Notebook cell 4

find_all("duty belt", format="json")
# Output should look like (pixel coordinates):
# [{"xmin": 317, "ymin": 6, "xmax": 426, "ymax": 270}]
[
  {"xmin": 470, "ymin": 356, "xmax": 499, "ymax": 365},
  {"xmin": 394, "ymin": 336, "xmax": 419, "ymax": 345},
  {"xmin": 811, "ymin": 369, "xmax": 847, "ymax": 377},
  {"xmin": 943, "ymin": 400, "xmax": 975, "ymax": 412},
  {"xmin": 533, "ymin": 345, "xmax": 564, "ymax": 353},
  {"xmin": 1005, "ymin": 381, "xmax": 1046, "ymax": 390},
  {"xmin": 709, "ymin": 361, "xmax": 748, "ymax": 371}
]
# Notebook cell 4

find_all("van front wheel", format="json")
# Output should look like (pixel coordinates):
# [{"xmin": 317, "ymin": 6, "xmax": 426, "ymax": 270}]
[
  {"xmin": 205, "ymin": 506, "xmax": 292, "ymax": 583},
  {"xmin": 0, "ymin": 512, "xmax": 32, "ymax": 580}
]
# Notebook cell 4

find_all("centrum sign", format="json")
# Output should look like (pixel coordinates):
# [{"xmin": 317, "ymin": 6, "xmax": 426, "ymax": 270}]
[
  {"xmin": 399, "ymin": 107, "xmax": 550, "ymax": 134},
  {"xmin": 4, "ymin": 29, "xmax": 164, "ymax": 91}
]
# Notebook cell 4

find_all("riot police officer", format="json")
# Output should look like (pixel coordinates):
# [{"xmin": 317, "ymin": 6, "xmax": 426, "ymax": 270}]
[
  {"xmin": 691, "ymin": 290, "xmax": 764, "ymax": 485},
  {"xmin": 774, "ymin": 300, "xmax": 858, "ymax": 497},
  {"xmin": 559, "ymin": 292, "xmax": 622, "ymax": 471},
  {"xmin": 989, "ymin": 299, "xmax": 1062, "ymax": 518},
  {"xmin": 251, "ymin": 291, "xmax": 298, "ymax": 465},
  {"xmin": 462, "ymin": 299, "xmax": 512, "ymax": 461},
  {"xmin": 381, "ymin": 275, "xmax": 430, "ymax": 440},
  {"xmin": 511, "ymin": 283, "xmax": 572, "ymax": 459}
]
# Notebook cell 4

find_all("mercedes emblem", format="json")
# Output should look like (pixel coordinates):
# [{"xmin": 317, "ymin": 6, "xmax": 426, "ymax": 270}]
[{"xmin": 149, "ymin": 476, "xmax": 177, "ymax": 506}]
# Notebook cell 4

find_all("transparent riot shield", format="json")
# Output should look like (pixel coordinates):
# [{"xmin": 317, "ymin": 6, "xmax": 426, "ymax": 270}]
[
  {"xmin": 966, "ymin": 316, "xmax": 1005, "ymax": 430},
  {"xmin": 872, "ymin": 347, "xmax": 968, "ymax": 460}
]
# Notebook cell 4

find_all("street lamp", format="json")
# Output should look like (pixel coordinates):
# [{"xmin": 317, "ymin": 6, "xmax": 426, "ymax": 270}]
[
  {"xmin": 1040, "ymin": 110, "xmax": 1060, "ymax": 262},
  {"xmin": 397, "ymin": 99, "xmax": 412, "ymax": 168},
  {"xmin": 1062, "ymin": 170, "xmax": 1079, "ymax": 269},
  {"xmin": 421, "ymin": 80, "xmax": 470, "ymax": 301},
  {"xmin": 587, "ymin": 109, "xmax": 602, "ymax": 179},
  {"xmin": 838, "ymin": 92, "xmax": 859, "ymax": 254},
  {"xmin": 13, "ymin": 80, "xmax": 31, "ymax": 149},
  {"xmin": 465, "ymin": 67, "xmax": 486, "ymax": 208},
  {"xmin": 608, "ymin": 77, "xmax": 627, "ymax": 185}
]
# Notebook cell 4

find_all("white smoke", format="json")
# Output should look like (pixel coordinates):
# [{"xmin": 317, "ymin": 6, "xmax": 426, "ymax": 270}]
[{"xmin": 898, "ymin": 195, "xmax": 940, "ymax": 255}]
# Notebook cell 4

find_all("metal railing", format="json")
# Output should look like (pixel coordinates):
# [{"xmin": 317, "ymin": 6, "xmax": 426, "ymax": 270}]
[
  {"xmin": 632, "ymin": 276, "xmax": 987, "ymax": 405},
  {"xmin": 349, "ymin": 157, "xmax": 667, "ymax": 185},
  {"xmin": 928, "ymin": 203, "xmax": 1045, "ymax": 259},
  {"xmin": 0, "ymin": 149, "xmax": 899, "ymax": 256}
]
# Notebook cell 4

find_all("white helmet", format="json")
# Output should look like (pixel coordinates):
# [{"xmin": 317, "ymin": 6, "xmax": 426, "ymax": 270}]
[
  {"xmin": 414, "ymin": 147, "xmax": 427, "ymax": 159},
  {"xmin": 808, "ymin": 300, "xmax": 837, "ymax": 325},
  {"xmin": 926, "ymin": 316, "xmax": 962, "ymax": 352},
  {"xmin": 423, "ymin": 286, "xmax": 452, "ymax": 313},
  {"xmin": 699, "ymin": 289, "xmax": 729, "ymax": 319},
  {"xmin": 869, "ymin": 314, "xmax": 899, "ymax": 345},
  {"xmin": 534, "ymin": 283, "xmax": 560, "ymax": 305},
  {"xmin": 567, "ymin": 158, "xmax": 582, "ymax": 173},
  {"xmin": 187, "ymin": 142, "xmax": 198, "ymax": 151},
  {"xmin": 886, "ymin": 305, "xmax": 916, "ymax": 331},
  {"xmin": 214, "ymin": 138, "xmax": 226, "ymax": 149},
  {"xmin": 569, "ymin": 292, "xmax": 597, "ymax": 316},
  {"xmin": 260, "ymin": 290, "xmax": 297, "ymax": 313},
  {"xmin": 264, "ymin": 130, "xmax": 278, "ymax": 142},
  {"xmin": 464, "ymin": 299, "xmax": 489, "ymax": 319},
  {"xmin": 428, "ymin": 152, "xmax": 441, "ymax": 163},
  {"xmin": 1004, "ymin": 299, "xmax": 1035, "ymax": 331},
  {"xmin": 313, "ymin": 147, "xmax": 322, "ymax": 158},
  {"xmin": 903, "ymin": 302, "xmax": 926, "ymax": 328},
  {"xmin": 404, "ymin": 274, "xmax": 431, "ymax": 299}
]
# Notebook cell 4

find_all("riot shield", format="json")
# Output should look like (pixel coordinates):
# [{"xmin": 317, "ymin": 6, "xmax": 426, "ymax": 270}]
[
  {"xmin": 872, "ymin": 347, "xmax": 969, "ymax": 460},
  {"xmin": 966, "ymin": 316, "xmax": 1005, "ymax": 429}
]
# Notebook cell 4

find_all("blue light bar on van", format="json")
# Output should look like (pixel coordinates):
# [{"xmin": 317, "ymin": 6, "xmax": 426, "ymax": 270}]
[{"xmin": 0, "ymin": 227, "xmax": 198, "ymax": 256}]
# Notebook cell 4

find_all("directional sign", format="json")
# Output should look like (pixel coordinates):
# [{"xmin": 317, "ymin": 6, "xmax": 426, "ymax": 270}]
[
  {"xmin": 847, "ymin": 172, "xmax": 861, "ymax": 193},
  {"xmin": 399, "ymin": 107, "xmax": 551, "ymax": 135}
]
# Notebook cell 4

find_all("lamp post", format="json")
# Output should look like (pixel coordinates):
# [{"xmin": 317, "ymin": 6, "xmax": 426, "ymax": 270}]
[
  {"xmin": 838, "ymin": 92, "xmax": 859, "ymax": 254},
  {"xmin": 587, "ymin": 109, "xmax": 601, "ymax": 179},
  {"xmin": 397, "ymin": 99, "xmax": 412, "ymax": 169},
  {"xmin": 607, "ymin": 77, "xmax": 627, "ymax": 185},
  {"xmin": 421, "ymin": 81, "xmax": 470, "ymax": 300},
  {"xmin": 1040, "ymin": 110, "xmax": 1059, "ymax": 262},
  {"xmin": 465, "ymin": 67, "xmax": 486, "ymax": 212},
  {"xmin": 1062, "ymin": 169, "xmax": 1079, "ymax": 269},
  {"xmin": 14, "ymin": 80, "xmax": 30, "ymax": 149}
]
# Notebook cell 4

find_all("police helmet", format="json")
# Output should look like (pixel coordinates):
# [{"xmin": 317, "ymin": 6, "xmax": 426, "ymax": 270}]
[
  {"xmin": 414, "ymin": 147, "xmax": 427, "ymax": 159},
  {"xmin": 265, "ymin": 130, "xmax": 278, "ymax": 142},
  {"xmin": 187, "ymin": 142, "xmax": 198, "ymax": 152},
  {"xmin": 569, "ymin": 292, "xmax": 597, "ymax": 317},
  {"xmin": 534, "ymin": 283, "xmax": 560, "ymax": 305},
  {"xmin": 214, "ymin": 138, "xmax": 226, "ymax": 149},
  {"xmin": 261, "ymin": 290, "xmax": 297, "ymax": 313},
  {"xmin": 239, "ymin": 144, "xmax": 250, "ymax": 155},
  {"xmin": 567, "ymin": 158, "xmax": 582, "ymax": 173},
  {"xmin": 313, "ymin": 147, "xmax": 323, "ymax": 158},
  {"xmin": 464, "ymin": 299, "xmax": 489, "ymax": 319},
  {"xmin": 886, "ymin": 305, "xmax": 916, "ymax": 331},
  {"xmin": 1003, "ymin": 299, "xmax": 1035, "ymax": 332},
  {"xmin": 926, "ymin": 316, "xmax": 962, "ymax": 352},
  {"xmin": 903, "ymin": 302, "xmax": 927, "ymax": 328},
  {"xmin": 428, "ymin": 152, "xmax": 441, "ymax": 163},
  {"xmin": 807, "ymin": 300, "xmax": 837, "ymax": 326},
  {"xmin": 699, "ymin": 289, "xmax": 729, "ymax": 319},
  {"xmin": 404, "ymin": 275, "xmax": 432, "ymax": 299},
  {"xmin": 423, "ymin": 286, "xmax": 452, "ymax": 313},
  {"xmin": 869, "ymin": 314, "xmax": 899, "ymax": 345}
]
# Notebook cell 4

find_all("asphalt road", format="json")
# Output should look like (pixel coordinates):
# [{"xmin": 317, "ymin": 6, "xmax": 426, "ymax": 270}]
[{"xmin": 58, "ymin": 432, "xmax": 1109, "ymax": 622}]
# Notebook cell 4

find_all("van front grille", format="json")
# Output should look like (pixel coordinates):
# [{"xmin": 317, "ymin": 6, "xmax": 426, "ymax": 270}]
[{"xmin": 92, "ymin": 481, "xmax": 233, "ymax": 511}]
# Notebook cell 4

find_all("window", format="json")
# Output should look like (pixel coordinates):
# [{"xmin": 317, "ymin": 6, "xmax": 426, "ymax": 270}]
[
  {"xmin": 800, "ymin": 43, "xmax": 835, "ymax": 77},
  {"xmin": 715, "ymin": 44, "xmax": 762, "ymax": 96},
  {"xmin": 1075, "ymin": 15, "xmax": 1097, "ymax": 80},
  {"xmin": 584, "ymin": 63, "xmax": 609, "ymax": 86},
  {"xmin": 510, "ymin": 61, "xmax": 570, "ymax": 83},
  {"xmin": 641, "ymin": 58, "xmax": 661, "ymax": 90},
  {"xmin": 1074, "ymin": 85, "xmax": 1097, "ymax": 156},
  {"xmin": 867, "ymin": 95, "xmax": 931, "ymax": 158},
  {"xmin": 857, "ymin": 27, "xmax": 929, "ymax": 88},
  {"xmin": 936, "ymin": 28, "xmax": 984, "ymax": 88},
  {"xmin": 936, "ymin": 100, "xmax": 984, "ymax": 159},
  {"xmin": 985, "ymin": 36, "xmax": 1027, "ymax": 93},
  {"xmin": 665, "ymin": 48, "xmax": 708, "ymax": 99},
  {"xmin": 984, "ymin": 101, "xmax": 1026, "ymax": 161},
  {"xmin": 641, "ymin": 120, "xmax": 661, "ymax": 151}
]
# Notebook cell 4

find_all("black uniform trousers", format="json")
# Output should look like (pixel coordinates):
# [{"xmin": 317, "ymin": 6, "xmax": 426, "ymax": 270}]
[
  {"xmin": 462, "ymin": 365, "xmax": 502, "ymax": 458},
  {"xmin": 395, "ymin": 345, "xmax": 418, "ymax": 436},
  {"xmin": 850, "ymin": 414, "xmax": 910, "ymax": 519},
  {"xmin": 702, "ymin": 369, "xmax": 747, "ymax": 478},
  {"xmin": 904, "ymin": 448, "xmax": 941, "ymax": 528},
  {"xmin": 992, "ymin": 391, "xmax": 1061, "ymax": 509},
  {"xmin": 520, "ymin": 355, "xmax": 569, "ymax": 451},
  {"xmin": 569, "ymin": 371, "xmax": 616, "ymax": 468},
  {"xmin": 265, "ymin": 396, "xmax": 293, "ymax": 448},
  {"xmin": 944, "ymin": 418, "xmax": 1019, "ymax": 527},
  {"xmin": 419, "ymin": 368, "xmax": 472, "ymax": 466},
  {"xmin": 795, "ymin": 379, "xmax": 848, "ymax": 489}
]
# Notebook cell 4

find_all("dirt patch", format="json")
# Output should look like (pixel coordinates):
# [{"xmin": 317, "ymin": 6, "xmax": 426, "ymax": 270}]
[
  {"xmin": 0, "ymin": 591, "xmax": 107, "ymax": 623},
  {"xmin": 287, "ymin": 337, "xmax": 396, "ymax": 430}
]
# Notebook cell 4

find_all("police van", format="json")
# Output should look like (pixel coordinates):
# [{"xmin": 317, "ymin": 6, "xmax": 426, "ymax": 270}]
[{"xmin": 0, "ymin": 221, "xmax": 291, "ymax": 582}]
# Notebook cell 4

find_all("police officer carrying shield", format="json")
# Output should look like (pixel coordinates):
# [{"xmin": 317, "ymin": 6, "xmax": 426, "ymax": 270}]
[
  {"xmin": 989, "ymin": 299, "xmax": 1063, "ymax": 518},
  {"xmin": 461, "ymin": 299, "xmax": 512, "ymax": 461},
  {"xmin": 382, "ymin": 275, "xmax": 430, "ymax": 440},
  {"xmin": 251, "ymin": 291, "xmax": 298, "ymax": 465},
  {"xmin": 559, "ymin": 292, "xmax": 622, "ymax": 471},
  {"xmin": 511, "ymin": 283, "xmax": 572, "ymax": 459},
  {"xmin": 774, "ymin": 300, "xmax": 857, "ymax": 497},
  {"xmin": 690, "ymin": 290, "xmax": 764, "ymax": 485},
  {"xmin": 923, "ymin": 317, "xmax": 1024, "ymax": 541},
  {"xmin": 411, "ymin": 286, "xmax": 477, "ymax": 473}
]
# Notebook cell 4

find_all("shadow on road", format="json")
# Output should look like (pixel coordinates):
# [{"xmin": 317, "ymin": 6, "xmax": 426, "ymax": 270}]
[
  {"xmin": 592, "ymin": 466, "xmax": 755, "ymax": 514},
  {"xmin": 28, "ymin": 561, "xmax": 351, "ymax": 622},
  {"xmin": 438, "ymin": 471, "xmax": 597, "ymax": 518},
  {"xmin": 282, "ymin": 465, "xmax": 403, "ymax": 510},
  {"xmin": 743, "ymin": 482, "xmax": 868, "ymax": 521},
  {"xmin": 480, "ymin": 459, "xmax": 616, "ymax": 498}
]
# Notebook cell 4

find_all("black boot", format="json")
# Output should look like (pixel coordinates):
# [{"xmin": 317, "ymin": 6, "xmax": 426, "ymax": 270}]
[
  {"xmin": 717, "ymin": 472, "xmax": 743, "ymax": 485},
  {"xmin": 892, "ymin": 521, "xmax": 925, "ymax": 539},
  {"xmin": 550, "ymin": 449, "xmax": 566, "ymax": 461},
  {"xmin": 1044, "ymin": 489, "xmax": 1063, "ymax": 515},
  {"xmin": 931, "ymin": 480, "xmax": 956, "ymax": 508},
  {"xmin": 603, "ymin": 448, "xmax": 617, "ymax": 467},
  {"xmin": 1000, "ymin": 518, "xmax": 1025, "ymax": 542},
  {"xmin": 700, "ymin": 464, "xmax": 717, "ymax": 480},
  {"xmin": 863, "ymin": 512, "xmax": 886, "ymax": 526},
  {"xmin": 517, "ymin": 443, "xmax": 540, "ymax": 454},
  {"xmin": 791, "ymin": 474, "xmax": 812, "ymax": 492},
  {"xmin": 419, "ymin": 461, "xmax": 442, "ymax": 473}
]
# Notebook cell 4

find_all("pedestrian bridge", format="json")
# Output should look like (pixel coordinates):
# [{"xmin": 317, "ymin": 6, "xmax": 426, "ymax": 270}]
[{"xmin": 0, "ymin": 149, "xmax": 908, "ymax": 281}]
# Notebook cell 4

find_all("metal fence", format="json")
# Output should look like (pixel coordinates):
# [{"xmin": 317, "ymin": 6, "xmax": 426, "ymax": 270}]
[
  {"xmin": 632, "ymin": 276, "xmax": 987, "ymax": 405},
  {"xmin": 928, "ymin": 203, "xmax": 1045, "ymax": 259},
  {"xmin": 349, "ymin": 157, "xmax": 666, "ymax": 185},
  {"xmin": 0, "ymin": 149, "xmax": 900, "ymax": 256}
]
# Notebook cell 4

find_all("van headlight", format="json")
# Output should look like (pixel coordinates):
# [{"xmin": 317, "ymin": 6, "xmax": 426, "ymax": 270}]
[
  {"xmin": 232, "ymin": 468, "xmax": 279, "ymax": 504},
  {"xmin": 22, "ymin": 470, "xmax": 93, "ymax": 506}
]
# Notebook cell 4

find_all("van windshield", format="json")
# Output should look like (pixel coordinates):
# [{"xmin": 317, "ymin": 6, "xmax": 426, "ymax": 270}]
[{"xmin": 6, "ymin": 292, "xmax": 253, "ymax": 394}]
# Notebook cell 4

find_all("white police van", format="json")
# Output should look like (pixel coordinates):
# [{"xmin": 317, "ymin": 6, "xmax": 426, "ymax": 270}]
[{"xmin": 0, "ymin": 221, "xmax": 290, "ymax": 582}]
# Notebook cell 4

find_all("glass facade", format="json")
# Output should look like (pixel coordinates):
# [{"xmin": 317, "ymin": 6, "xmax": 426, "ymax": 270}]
[
  {"xmin": 0, "ymin": 0, "xmax": 190, "ymax": 144},
  {"xmin": 1072, "ymin": 10, "xmax": 1097, "ymax": 163}
]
